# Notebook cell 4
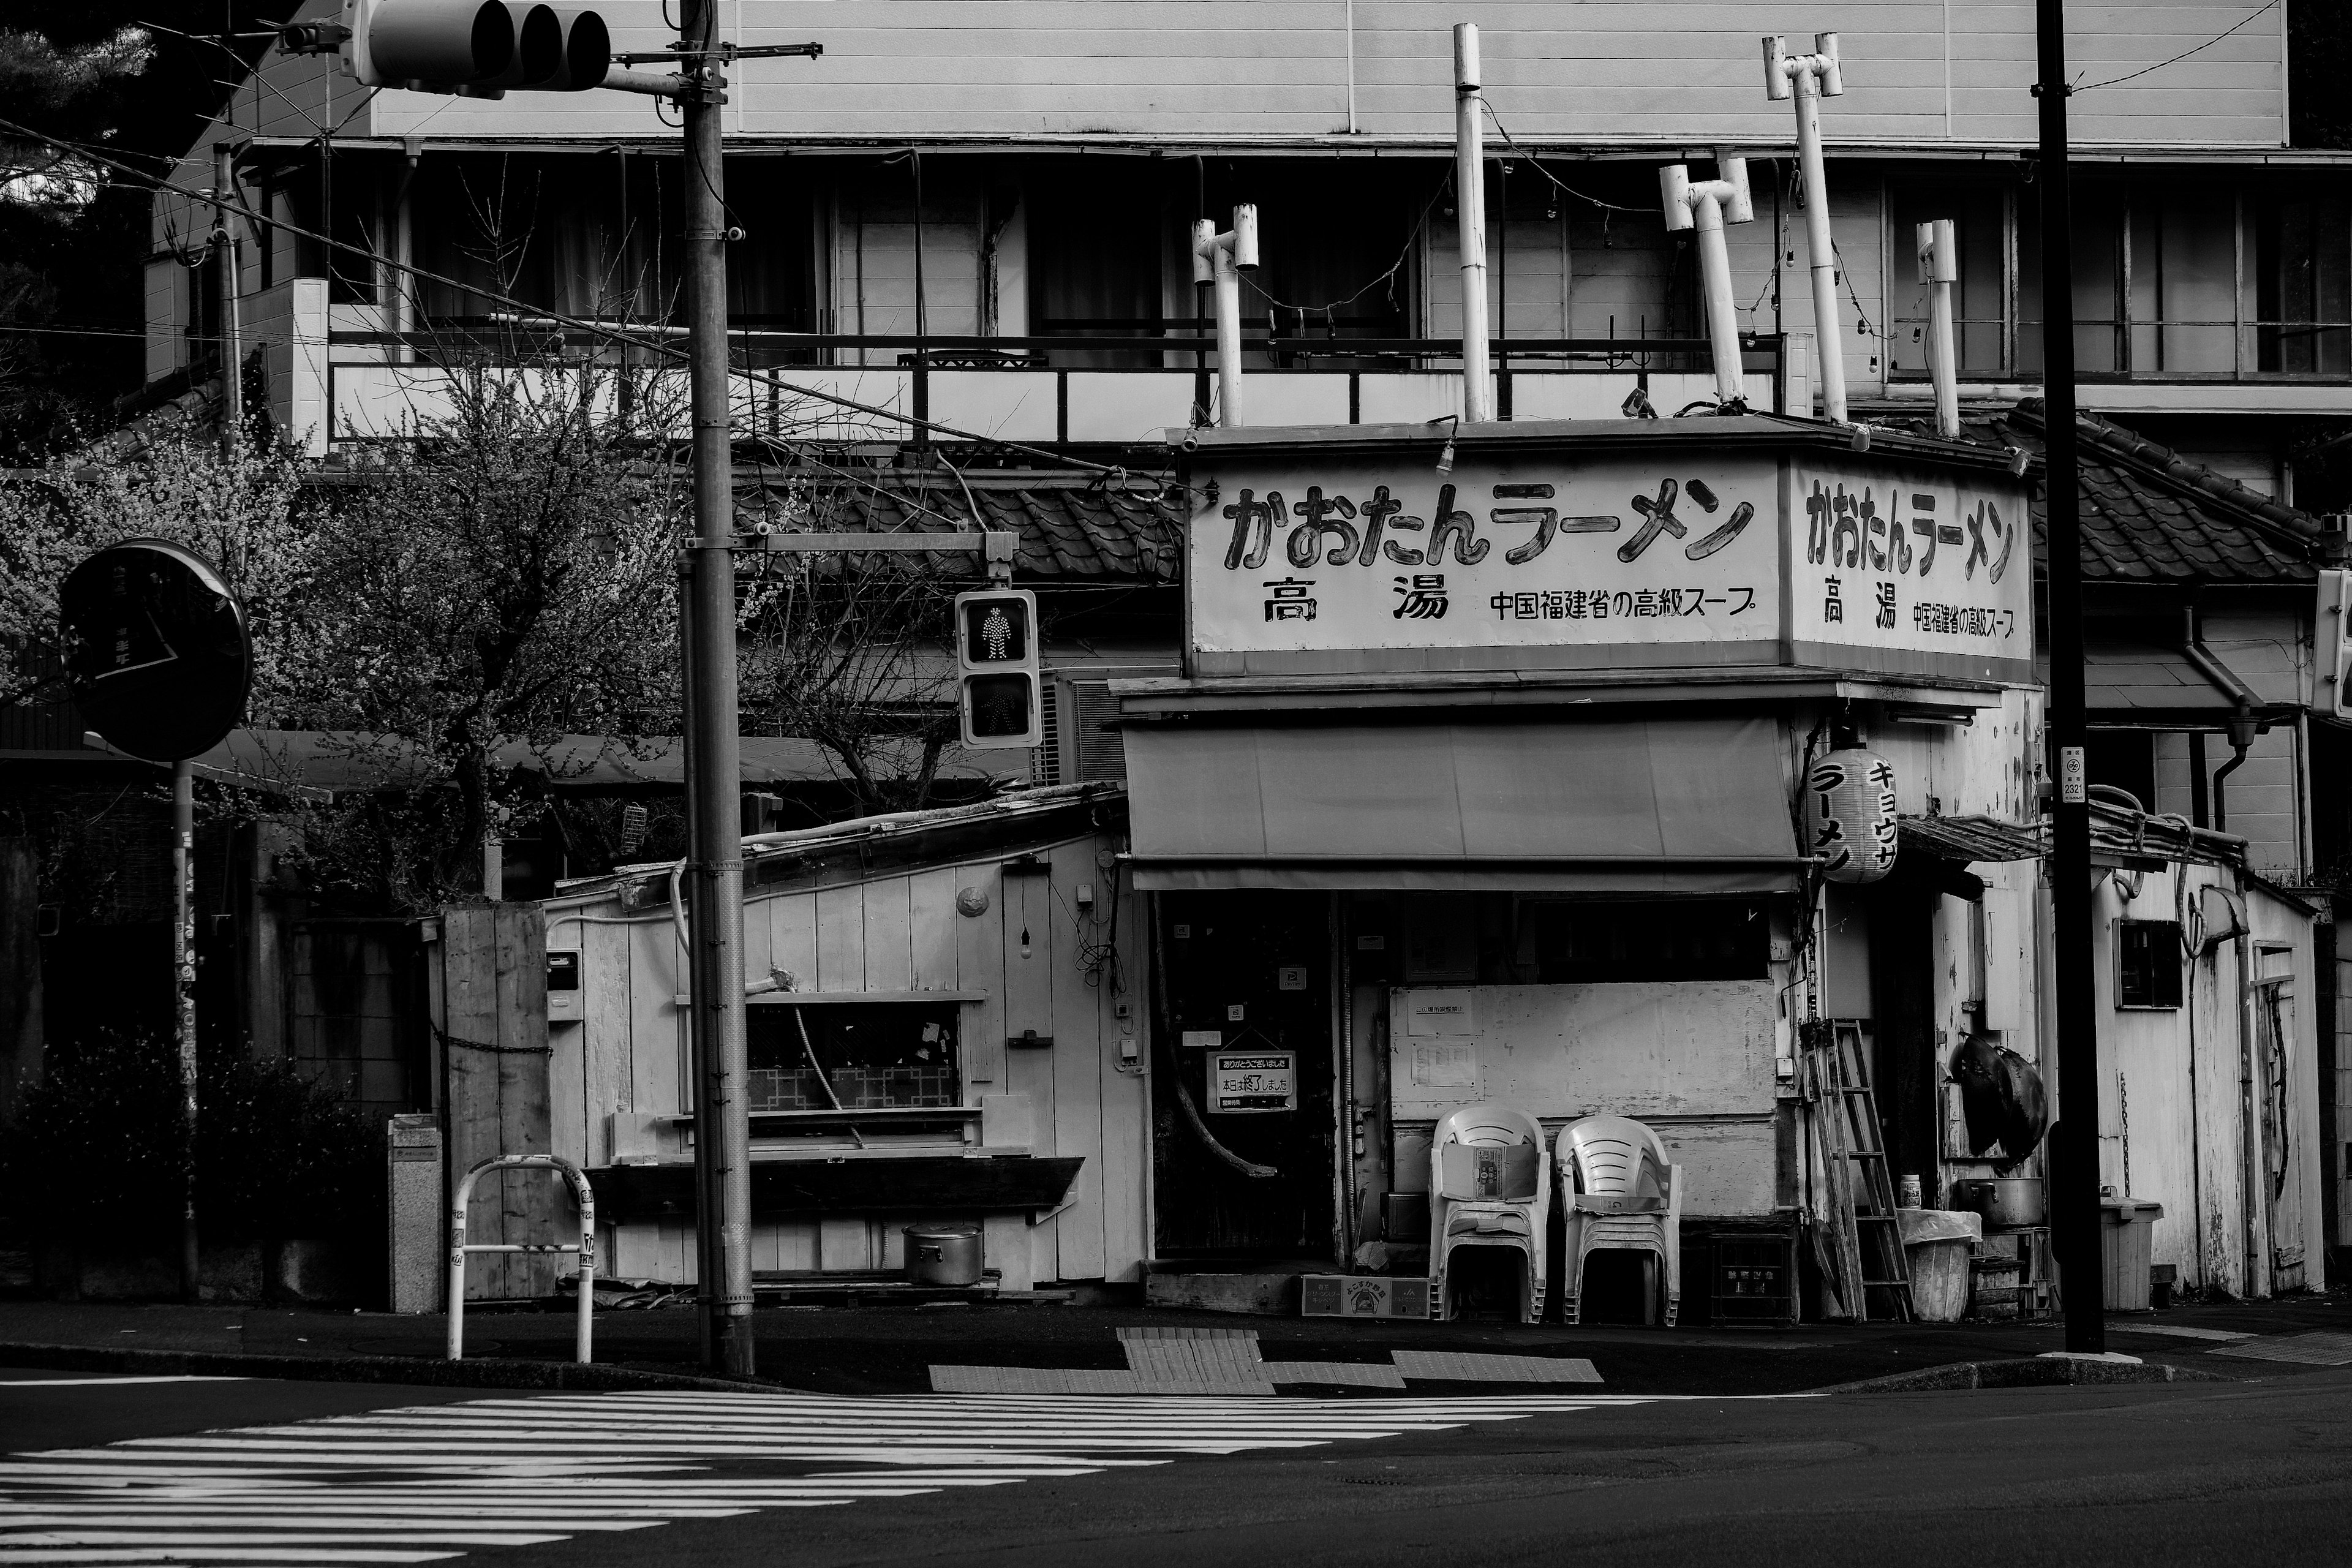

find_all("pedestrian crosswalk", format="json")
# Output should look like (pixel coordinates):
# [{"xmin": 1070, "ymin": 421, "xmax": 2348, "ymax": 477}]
[{"xmin": 0, "ymin": 1387, "xmax": 1667, "ymax": 1565}]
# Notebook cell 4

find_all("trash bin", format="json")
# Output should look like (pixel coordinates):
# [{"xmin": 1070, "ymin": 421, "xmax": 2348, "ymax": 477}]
[
  {"xmin": 1897, "ymin": 1207, "xmax": 1983, "ymax": 1322},
  {"xmin": 2100, "ymin": 1195, "xmax": 2163, "ymax": 1313}
]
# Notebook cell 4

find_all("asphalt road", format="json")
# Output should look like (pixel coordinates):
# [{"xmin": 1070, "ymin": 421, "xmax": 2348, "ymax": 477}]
[{"xmin": 4, "ymin": 1369, "xmax": 2347, "ymax": 1566}]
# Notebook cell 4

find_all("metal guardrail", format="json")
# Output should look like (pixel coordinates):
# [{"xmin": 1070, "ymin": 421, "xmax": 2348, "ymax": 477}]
[{"xmin": 448, "ymin": 1153, "xmax": 597, "ymax": 1363}]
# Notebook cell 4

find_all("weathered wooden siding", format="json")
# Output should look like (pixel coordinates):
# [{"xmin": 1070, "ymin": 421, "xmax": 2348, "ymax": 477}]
[
  {"xmin": 429, "ymin": 904, "xmax": 564, "ymax": 1302},
  {"xmin": 546, "ymin": 829, "xmax": 1150, "ymax": 1287},
  {"xmin": 320, "ymin": 2, "xmax": 2282, "ymax": 149}
]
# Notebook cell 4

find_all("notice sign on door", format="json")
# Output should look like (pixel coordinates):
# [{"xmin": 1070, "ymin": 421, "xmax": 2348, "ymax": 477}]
[{"xmin": 1208, "ymin": 1050, "xmax": 1297, "ymax": 1113}]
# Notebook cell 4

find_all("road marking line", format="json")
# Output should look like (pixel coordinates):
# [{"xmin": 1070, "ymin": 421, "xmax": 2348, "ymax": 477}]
[
  {"xmin": 1, "ymin": 1389, "xmax": 1668, "ymax": 1568},
  {"xmin": 0, "ymin": 1379, "xmax": 251, "ymax": 1389}
]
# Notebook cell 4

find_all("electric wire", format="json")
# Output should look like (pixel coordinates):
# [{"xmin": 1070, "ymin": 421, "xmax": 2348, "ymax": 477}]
[
  {"xmin": 1479, "ymin": 102, "xmax": 1649, "ymax": 214},
  {"xmin": 2074, "ymin": 0, "xmax": 2281, "ymax": 92}
]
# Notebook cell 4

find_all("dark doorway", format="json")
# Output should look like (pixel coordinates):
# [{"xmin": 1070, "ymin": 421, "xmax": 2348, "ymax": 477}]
[
  {"xmin": 1150, "ymin": 891, "xmax": 1336, "ymax": 1259},
  {"xmin": 1864, "ymin": 877, "xmax": 1942, "ymax": 1189}
]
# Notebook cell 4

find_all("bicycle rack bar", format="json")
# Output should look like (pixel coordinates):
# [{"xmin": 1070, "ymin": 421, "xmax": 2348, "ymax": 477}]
[{"xmin": 448, "ymin": 1153, "xmax": 597, "ymax": 1363}]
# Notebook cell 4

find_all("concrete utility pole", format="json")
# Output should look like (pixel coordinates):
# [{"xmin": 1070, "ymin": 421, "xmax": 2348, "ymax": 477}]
[
  {"xmin": 1765, "ymin": 34, "xmax": 1848, "ymax": 423},
  {"xmin": 678, "ymin": 0, "xmax": 756, "ymax": 1378},
  {"xmin": 212, "ymin": 141, "xmax": 242, "ymax": 459},
  {"xmin": 1453, "ymin": 23, "xmax": 1493, "ymax": 422},
  {"xmin": 2035, "ymin": 0, "xmax": 2105, "ymax": 1353}
]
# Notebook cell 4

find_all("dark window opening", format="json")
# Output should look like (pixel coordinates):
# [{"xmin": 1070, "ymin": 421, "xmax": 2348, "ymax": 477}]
[
  {"xmin": 2086, "ymin": 731, "xmax": 2158, "ymax": 813},
  {"xmin": 1513, "ymin": 899, "xmax": 1771, "ymax": 984},
  {"xmin": 2117, "ymin": 919, "xmax": 2184, "ymax": 1009},
  {"xmin": 747, "ymin": 1002, "xmax": 960, "ymax": 1110}
]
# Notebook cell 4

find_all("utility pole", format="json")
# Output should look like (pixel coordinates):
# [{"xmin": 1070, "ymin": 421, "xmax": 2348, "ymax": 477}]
[
  {"xmin": 2035, "ymin": 0, "xmax": 2105, "ymax": 1352},
  {"xmin": 678, "ymin": 0, "xmax": 757, "ymax": 1378},
  {"xmin": 1452, "ymin": 23, "xmax": 1492, "ymax": 423},
  {"xmin": 172, "ymin": 760, "xmax": 199, "ymax": 1301},
  {"xmin": 212, "ymin": 141, "xmax": 242, "ymax": 460}
]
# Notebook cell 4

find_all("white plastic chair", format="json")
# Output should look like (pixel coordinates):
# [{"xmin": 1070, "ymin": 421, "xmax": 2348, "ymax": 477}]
[
  {"xmin": 1556, "ymin": 1115, "xmax": 1682, "ymax": 1328},
  {"xmin": 1427, "ymin": 1104, "xmax": 1551, "ymax": 1323}
]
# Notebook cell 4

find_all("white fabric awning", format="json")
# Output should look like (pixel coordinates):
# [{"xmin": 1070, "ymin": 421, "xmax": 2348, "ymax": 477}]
[{"xmin": 1124, "ymin": 715, "xmax": 1800, "ymax": 894}]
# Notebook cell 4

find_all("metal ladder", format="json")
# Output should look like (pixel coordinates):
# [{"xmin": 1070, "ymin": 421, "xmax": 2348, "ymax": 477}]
[{"xmin": 1807, "ymin": 1021, "xmax": 1915, "ymax": 1323}]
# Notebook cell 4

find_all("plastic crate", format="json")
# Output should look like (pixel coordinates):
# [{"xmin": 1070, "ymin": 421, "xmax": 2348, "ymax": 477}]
[{"xmin": 1709, "ymin": 1231, "xmax": 1800, "ymax": 1327}]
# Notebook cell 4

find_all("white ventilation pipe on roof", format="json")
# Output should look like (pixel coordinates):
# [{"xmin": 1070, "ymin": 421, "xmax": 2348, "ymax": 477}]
[
  {"xmin": 1660, "ymin": 153, "xmax": 1755, "ymax": 408},
  {"xmin": 1765, "ymin": 32, "xmax": 1848, "ymax": 423},
  {"xmin": 1191, "ymin": 204, "xmax": 1259, "ymax": 428},
  {"xmin": 1918, "ymin": 219, "xmax": 1961, "ymax": 439},
  {"xmin": 1453, "ymin": 23, "xmax": 1493, "ymax": 423}
]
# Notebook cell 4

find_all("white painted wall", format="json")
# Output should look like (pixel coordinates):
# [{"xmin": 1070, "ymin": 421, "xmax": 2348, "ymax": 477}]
[{"xmin": 543, "ymin": 828, "xmax": 1150, "ymax": 1288}]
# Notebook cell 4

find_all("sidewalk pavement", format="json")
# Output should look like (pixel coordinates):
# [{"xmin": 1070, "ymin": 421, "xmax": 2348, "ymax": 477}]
[{"xmin": 2, "ymin": 1289, "xmax": 2346, "ymax": 1396}]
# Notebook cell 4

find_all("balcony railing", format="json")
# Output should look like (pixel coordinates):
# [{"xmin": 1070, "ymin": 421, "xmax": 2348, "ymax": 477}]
[{"xmin": 314, "ymin": 317, "xmax": 1794, "ymax": 451}]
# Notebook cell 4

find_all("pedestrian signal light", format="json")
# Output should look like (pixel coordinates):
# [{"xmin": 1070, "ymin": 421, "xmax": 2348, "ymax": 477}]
[{"xmin": 954, "ymin": 588, "xmax": 1041, "ymax": 749}]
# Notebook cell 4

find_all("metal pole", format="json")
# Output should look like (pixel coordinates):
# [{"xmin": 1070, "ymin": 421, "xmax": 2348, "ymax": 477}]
[
  {"xmin": 1212, "ymin": 244, "xmax": 1244, "ymax": 428},
  {"xmin": 1453, "ymin": 23, "xmax": 1493, "ymax": 422},
  {"xmin": 680, "ymin": 0, "xmax": 756, "ymax": 1378},
  {"xmin": 1694, "ymin": 193, "xmax": 1745, "ymax": 405},
  {"xmin": 212, "ymin": 142, "xmax": 242, "ymax": 459},
  {"xmin": 1921, "ymin": 219, "xmax": 1962, "ymax": 440},
  {"xmin": 1793, "ymin": 68, "xmax": 1847, "ymax": 423},
  {"xmin": 2036, "ymin": 0, "xmax": 2105, "ymax": 1352},
  {"xmin": 173, "ymin": 760, "xmax": 199, "ymax": 1302}
]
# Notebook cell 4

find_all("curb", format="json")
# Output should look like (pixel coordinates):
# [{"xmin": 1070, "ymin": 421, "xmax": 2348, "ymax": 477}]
[
  {"xmin": 0, "ymin": 1341, "xmax": 771, "ymax": 1394},
  {"xmin": 1818, "ymin": 1357, "xmax": 2230, "ymax": 1394}
]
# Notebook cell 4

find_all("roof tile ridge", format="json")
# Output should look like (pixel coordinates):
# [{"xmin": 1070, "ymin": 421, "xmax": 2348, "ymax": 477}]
[{"xmin": 2008, "ymin": 396, "xmax": 2319, "ymax": 552}]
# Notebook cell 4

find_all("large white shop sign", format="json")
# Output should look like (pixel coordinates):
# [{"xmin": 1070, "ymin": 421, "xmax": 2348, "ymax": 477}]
[{"xmin": 1184, "ymin": 438, "xmax": 2034, "ymax": 683}]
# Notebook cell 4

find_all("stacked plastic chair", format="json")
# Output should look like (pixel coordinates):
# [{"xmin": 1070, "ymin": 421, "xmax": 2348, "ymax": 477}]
[
  {"xmin": 1556, "ymin": 1115, "xmax": 1683, "ymax": 1327},
  {"xmin": 1427, "ymin": 1104, "xmax": 1551, "ymax": 1322}
]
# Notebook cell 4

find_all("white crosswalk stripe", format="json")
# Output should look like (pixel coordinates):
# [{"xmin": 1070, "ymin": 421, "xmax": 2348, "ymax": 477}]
[{"xmin": 0, "ymin": 1387, "xmax": 1672, "ymax": 1566}]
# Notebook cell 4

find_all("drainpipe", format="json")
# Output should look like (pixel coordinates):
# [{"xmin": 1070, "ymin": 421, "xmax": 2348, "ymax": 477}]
[
  {"xmin": 2183, "ymin": 603, "xmax": 2262, "ymax": 834},
  {"xmin": 1453, "ymin": 23, "xmax": 1493, "ymax": 422}
]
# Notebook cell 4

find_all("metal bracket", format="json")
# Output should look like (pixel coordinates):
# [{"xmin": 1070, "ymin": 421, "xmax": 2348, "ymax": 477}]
[{"xmin": 1008, "ymin": 1030, "xmax": 1055, "ymax": 1050}]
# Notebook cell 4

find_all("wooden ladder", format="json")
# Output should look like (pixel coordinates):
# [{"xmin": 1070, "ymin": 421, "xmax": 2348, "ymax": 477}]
[{"xmin": 1805, "ymin": 1021, "xmax": 1915, "ymax": 1324}]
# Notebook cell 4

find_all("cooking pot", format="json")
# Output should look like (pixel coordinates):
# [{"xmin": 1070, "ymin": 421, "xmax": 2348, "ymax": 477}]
[
  {"xmin": 1954, "ymin": 1177, "xmax": 2045, "ymax": 1228},
  {"xmin": 903, "ymin": 1223, "xmax": 983, "ymax": 1287}
]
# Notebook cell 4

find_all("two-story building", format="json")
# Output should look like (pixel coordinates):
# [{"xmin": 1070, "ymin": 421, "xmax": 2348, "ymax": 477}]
[{"xmin": 128, "ymin": 1, "xmax": 2350, "ymax": 1292}]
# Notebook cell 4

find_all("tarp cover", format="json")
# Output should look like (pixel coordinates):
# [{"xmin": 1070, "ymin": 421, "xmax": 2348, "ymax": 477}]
[{"xmin": 1125, "ymin": 715, "xmax": 1797, "ymax": 892}]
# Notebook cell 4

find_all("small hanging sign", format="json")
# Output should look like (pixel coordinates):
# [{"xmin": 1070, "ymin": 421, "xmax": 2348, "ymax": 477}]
[{"xmin": 1208, "ymin": 1049, "xmax": 1297, "ymax": 1112}]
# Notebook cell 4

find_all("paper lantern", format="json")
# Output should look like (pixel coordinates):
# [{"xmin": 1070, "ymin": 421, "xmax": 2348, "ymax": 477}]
[{"xmin": 1805, "ymin": 747, "xmax": 1899, "ymax": 884}]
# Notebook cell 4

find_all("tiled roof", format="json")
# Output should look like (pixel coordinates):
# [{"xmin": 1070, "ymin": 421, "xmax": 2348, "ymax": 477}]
[
  {"xmin": 735, "ymin": 467, "xmax": 1182, "ymax": 584},
  {"xmin": 1915, "ymin": 401, "xmax": 2328, "ymax": 585}
]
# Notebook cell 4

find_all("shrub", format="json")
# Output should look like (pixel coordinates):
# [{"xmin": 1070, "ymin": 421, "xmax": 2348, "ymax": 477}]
[{"xmin": 2, "ymin": 1033, "xmax": 382, "ymax": 1244}]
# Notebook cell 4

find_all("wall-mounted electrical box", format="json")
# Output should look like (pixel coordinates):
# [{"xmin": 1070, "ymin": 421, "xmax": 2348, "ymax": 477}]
[{"xmin": 547, "ymin": 950, "xmax": 582, "ymax": 1023}]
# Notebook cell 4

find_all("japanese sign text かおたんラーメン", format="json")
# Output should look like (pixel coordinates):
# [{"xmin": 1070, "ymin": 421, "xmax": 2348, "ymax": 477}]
[{"xmin": 1185, "ymin": 449, "xmax": 2031, "ymax": 677}]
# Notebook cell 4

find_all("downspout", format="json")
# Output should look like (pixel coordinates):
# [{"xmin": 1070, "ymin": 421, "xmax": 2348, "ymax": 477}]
[{"xmin": 2183, "ymin": 603, "xmax": 2261, "ymax": 833}]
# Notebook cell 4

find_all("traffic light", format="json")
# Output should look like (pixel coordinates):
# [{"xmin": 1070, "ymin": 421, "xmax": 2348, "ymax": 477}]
[
  {"xmin": 282, "ymin": 0, "xmax": 610, "ymax": 97},
  {"xmin": 954, "ymin": 589, "xmax": 1041, "ymax": 749}
]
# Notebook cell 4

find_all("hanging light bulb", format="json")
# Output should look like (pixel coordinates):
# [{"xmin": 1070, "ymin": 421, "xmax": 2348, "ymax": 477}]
[{"xmin": 1019, "ymin": 926, "xmax": 1032, "ymax": 960}]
